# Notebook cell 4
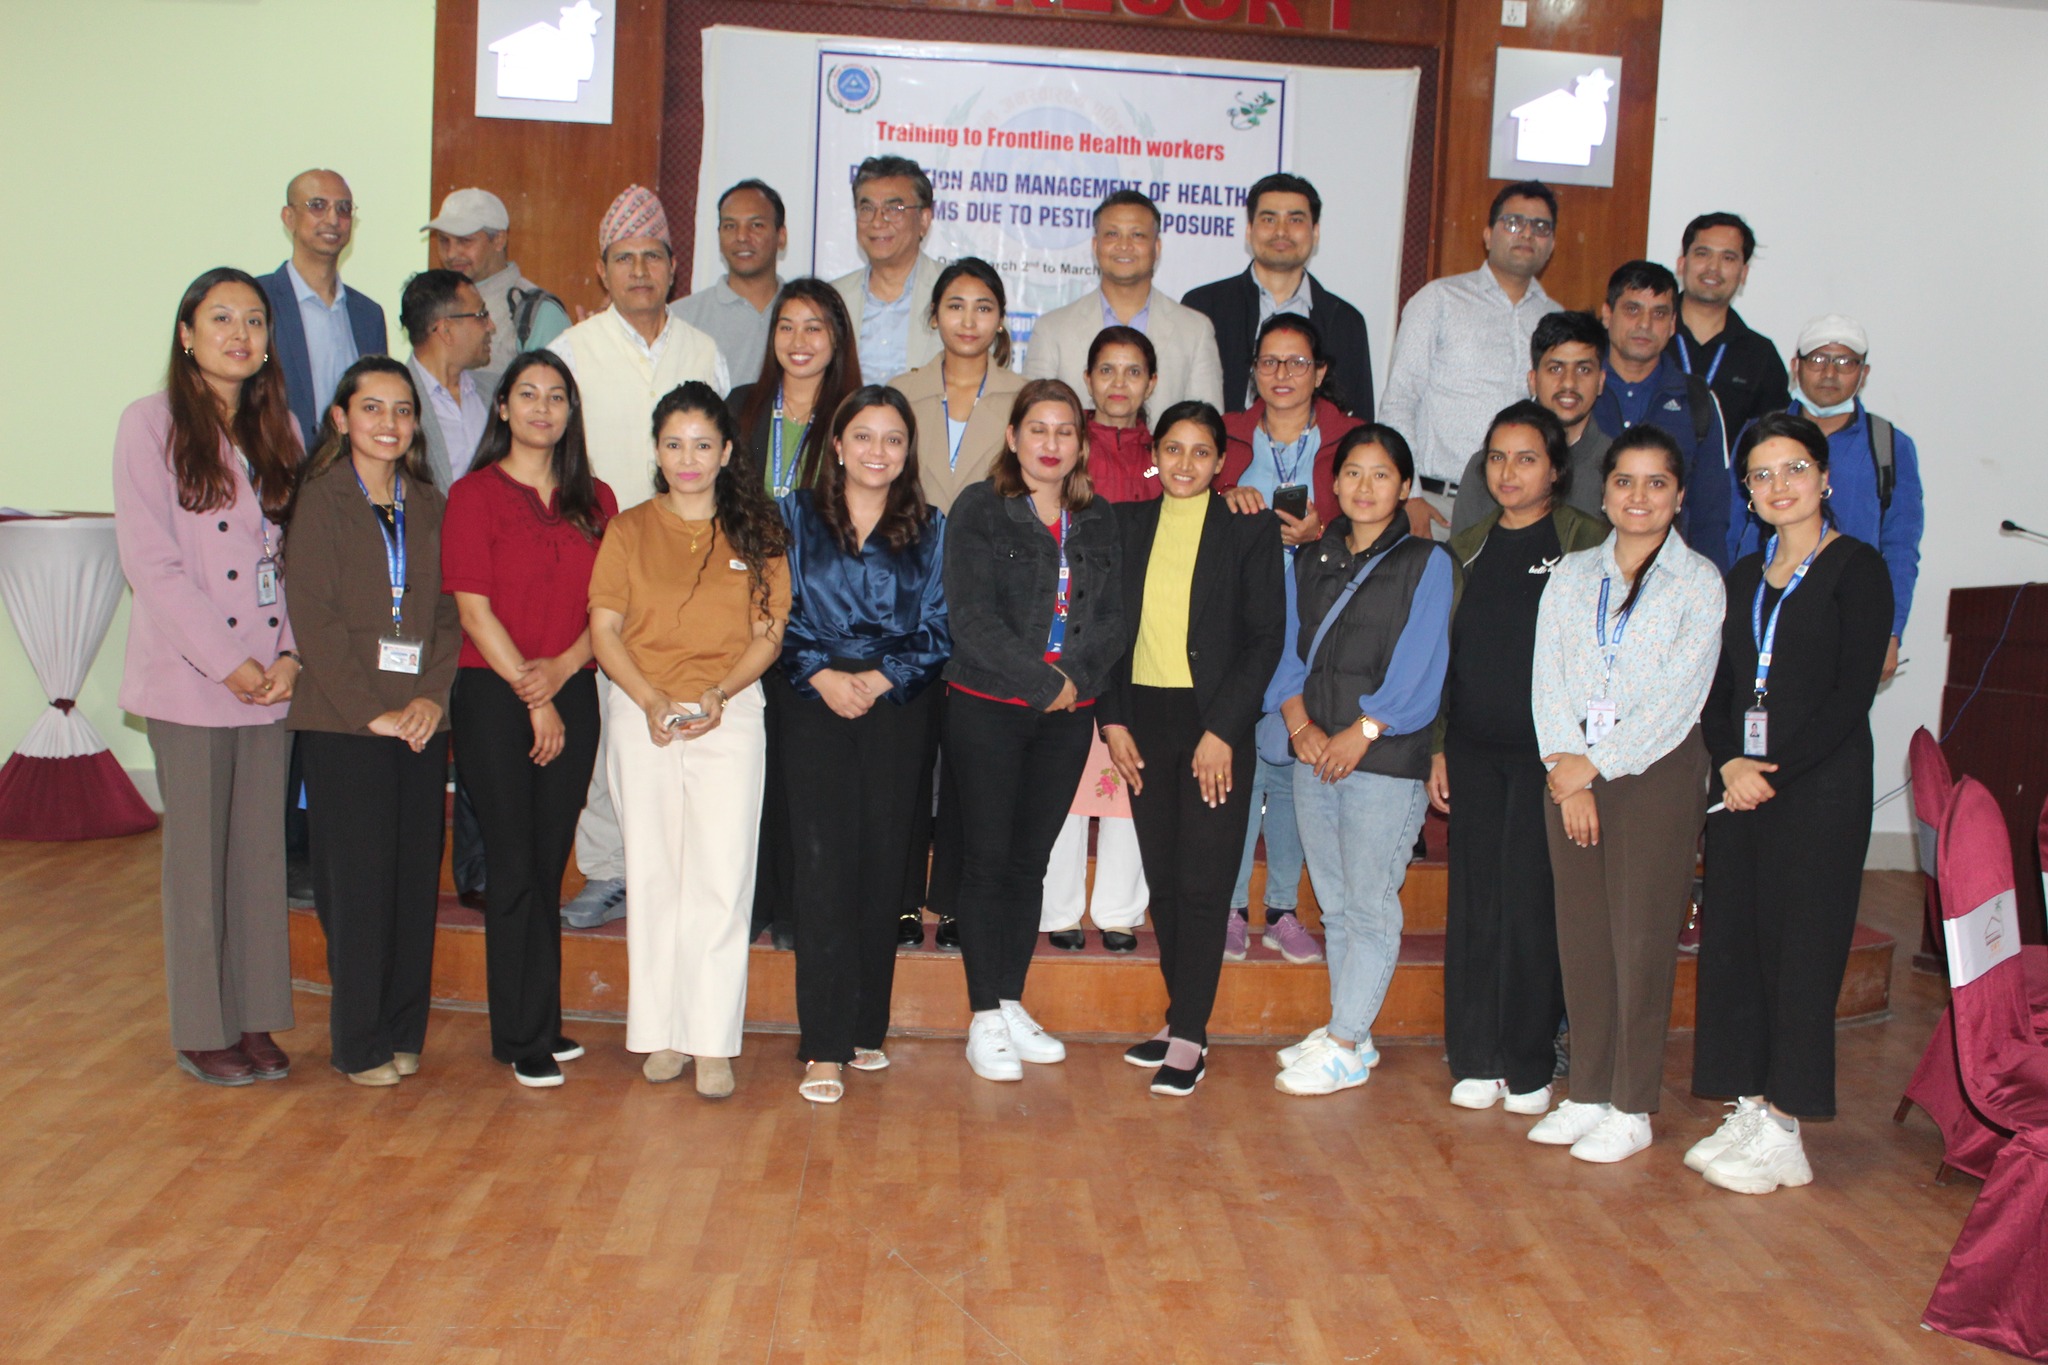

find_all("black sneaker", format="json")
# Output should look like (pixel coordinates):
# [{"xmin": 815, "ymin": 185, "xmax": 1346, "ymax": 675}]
[
  {"xmin": 514, "ymin": 1056, "xmax": 564, "ymax": 1088},
  {"xmin": 1123, "ymin": 1038, "xmax": 1170, "ymax": 1069},
  {"xmin": 552, "ymin": 1036, "xmax": 584, "ymax": 1062},
  {"xmin": 897, "ymin": 912, "xmax": 925, "ymax": 947},
  {"xmin": 935, "ymin": 916, "xmax": 961, "ymax": 951},
  {"xmin": 1048, "ymin": 928, "xmax": 1085, "ymax": 951},
  {"xmin": 1151, "ymin": 1055, "xmax": 1206, "ymax": 1097},
  {"xmin": 1101, "ymin": 930, "xmax": 1138, "ymax": 953}
]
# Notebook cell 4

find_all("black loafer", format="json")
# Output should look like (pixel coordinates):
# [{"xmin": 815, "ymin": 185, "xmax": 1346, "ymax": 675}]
[
  {"xmin": 551, "ymin": 1036, "xmax": 584, "ymax": 1062},
  {"xmin": 1123, "ymin": 1039, "xmax": 1170, "ymax": 1069},
  {"xmin": 897, "ymin": 912, "xmax": 925, "ymax": 947},
  {"xmin": 935, "ymin": 916, "xmax": 961, "ymax": 951},
  {"xmin": 1101, "ymin": 930, "xmax": 1138, "ymax": 953},
  {"xmin": 514, "ymin": 1056, "xmax": 564, "ymax": 1088},
  {"xmin": 1151, "ymin": 1056, "xmax": 1206, "ymax": 1097},
  {"xmin": 1048, "ymin": 928, "xmax": 1085, "ymax": 951}
]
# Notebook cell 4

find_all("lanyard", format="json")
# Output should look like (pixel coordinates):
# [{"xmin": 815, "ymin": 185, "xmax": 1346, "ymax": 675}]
[
  {"xmin": 1594, "ymin": 574, "xmax": 1634, "ymax": 693},
  {"xmin": 1749, "ymin": 535, "xmax": 1819, "ymax": 702},
  {"xmin": 239, "ymin": 453, "xmax": 276, "ymax": 560},
  {"xmin": 1262, "ymin": 421, "xmax": 1316, "ymax": 487},
  {"xmin": 942, "ymin": 367, "xmax": 988, "ymax": 470},
  {"xmin": 352, "ymin": 466, "xmax": 407, "ymax": 636},
  {"xmin": 769, "ymin": 386, "xmax": 811, "ymax": 496},
  {"xmin": 1045, "ymin": 511, "xmax": 1072, "ymax": 657},
  {"xmin": 1678, "ymin": 335, "xmax": 1726, "ymax": 387}
]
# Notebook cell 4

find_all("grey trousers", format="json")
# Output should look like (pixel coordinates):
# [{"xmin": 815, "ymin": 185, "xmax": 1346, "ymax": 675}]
[
  {"xmin": 1542, "ymin": 728, "xmax": 1709, "ymax": 1116},
  {"xmin": 148, "ymin": 717, "xmax": 294, "ymax": 1051}
]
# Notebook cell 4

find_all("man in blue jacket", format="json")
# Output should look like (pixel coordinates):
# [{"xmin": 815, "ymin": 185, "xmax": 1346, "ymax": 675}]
[
  {"xmin": 1591, "ymin": 260, "xmax": 1731, "ymax": 570},
  {"xmin": 259, "ymin": 168, "xmax": 387, "ymax": 451},
  {"xmin": 1729, "ymin": 314, "xmax": 1922, "ymax": 681}
]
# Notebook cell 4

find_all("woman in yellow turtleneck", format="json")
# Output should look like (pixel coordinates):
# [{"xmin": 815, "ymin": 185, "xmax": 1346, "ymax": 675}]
[{"xmin": 1096, "ymin": 401, "xmax": 1286, "ymax": 1097}]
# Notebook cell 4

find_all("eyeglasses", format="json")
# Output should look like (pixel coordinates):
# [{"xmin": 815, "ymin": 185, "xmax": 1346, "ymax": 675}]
[
  {"xmin": 855, "ymin": 201, "xmax": 915, "ymax": 224},
  {"xmin": 1495, "ymin": 213, "xmax": 1555, "ymax": 239},
  {"xmin": 1254, "ymin": 355, "xmax": 1313, "ymax": 377},
  {"xmin": 440, "ymin": 311, "xmax": 491, "ymax": 324},
  {"xmin": 1743, "ymin": 459, "xmax": 1818, "ymax": 490},
  {"xmin": 1799, "ymin": 352, "xmax": 1863, "ymax": 372},
  {"xmin": 295, "ymin": 198, "xmax": 355, "ymax": 219}
]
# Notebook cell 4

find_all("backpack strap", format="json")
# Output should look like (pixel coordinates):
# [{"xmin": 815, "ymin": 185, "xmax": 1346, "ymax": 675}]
[
  {"xmin": 1867, "ymin": 413, "xmax": 1895, "ymax": 511},
  {"xmin": 507, "ymin": 285, "xmax": 563, "ymax": 348},
  {"xmin": 1683, "ymin": 374, "xmax": 1715, "ymax": 449}
]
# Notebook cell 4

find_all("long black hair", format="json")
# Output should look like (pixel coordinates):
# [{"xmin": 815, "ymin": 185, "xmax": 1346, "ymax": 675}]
[
  {"xmin": 737, "ymin": 278, "xmax": 860, "ymax": 492},
  {"xmin": 814, "ymin": 385, "xmax": 932, "ymax": 556},
  {"xmin": 651, "ymin": 381, "xmax": 788, "ymax": 619},
  {"xmin": 927, "ymin": 257, "xmax": 1012, "ymax": 368},
  {"xmin": 1601, "ymin": 424, "xmax": 1686, "ymax": 618},
  {"xmin": 469, "ymin": 350, "xmax": 606, "ymax": 541},
  {"xmin": 302, "ymin": 356, "xmax": 433, "ymax": 487}
]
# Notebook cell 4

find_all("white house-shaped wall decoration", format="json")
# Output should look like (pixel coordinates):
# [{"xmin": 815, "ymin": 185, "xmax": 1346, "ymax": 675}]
[
  {"xmin": 489, "ymin": 0, "xmax": 603, "ymax": 103},
  {"xmin": 1509, "ymin": 67, "xmax": 1613, "ymax": 167}
]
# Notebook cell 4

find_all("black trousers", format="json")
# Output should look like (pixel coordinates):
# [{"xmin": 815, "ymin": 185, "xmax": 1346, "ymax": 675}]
[
  {"xmin": 778, "ymin": 672, "xmax": 937, "ymax": 1061},
  {"xmin": 1693, "ymin": 743, "xmax": 1872, "ymax": 1118},
  {"xmin": 451, "ymin": 668, "xmax": 600, "ymax": 1065},
  {"xmin": 945, "ymin": 689, "xmax": 1095, "ymax": 1011},
  {"xmin": 900, "ymin": 688, "xmax": 964, "ymax": 918},
  {"xmin": 1126, "ymin": 686, "xmax": 1250, "ymax": 1047},
  {"xmin": 451, "ymin": 769, "xmax": 486, "ymax": 897},
  {"xmin": 300, "ymin": 728, "xmax": 447, "ymax": 1074},
  {"xmin": 1443, "ymin": 740, "xmax": 1565, "ymax": 1095},
  {"xmin": 751, "ymin": 672, "xmax": 795, "ymax": 940}
]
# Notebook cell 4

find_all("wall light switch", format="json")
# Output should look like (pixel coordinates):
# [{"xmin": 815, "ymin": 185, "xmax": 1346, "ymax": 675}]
[{"xmin": 1502, "ymin": 0, "xmax": 1529, "ymax": 26}]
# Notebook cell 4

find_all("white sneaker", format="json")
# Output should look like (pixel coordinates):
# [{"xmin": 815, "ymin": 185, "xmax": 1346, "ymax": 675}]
[
  {"xmin": 1277, "ymin": 1028, "xmax": 1380, "ymax": 1070},
  {"xmin": 1450, "ymin": 1078, "xmax": 1509, "ymax": 1110},
  {"xmin": 1275, "ymin": 1040, "xmax": 1372, "ymax": 1095},
  {"xmin": 1702, "ymin": 1115, "xmax": 1814, "ymax": 1194},
  {"xmin": 1569, "ymin": 1109, "xmax": 1653, "ymax": 1164},
  {"xmin": 997, "ymin": 1000, "xmax": 1065, "ymax": 1064},
  {"xmin": 966, "ymin": 1014, "xmax": 1021, "ymax": 1082},
  {"xmin": 1527, "ymin": 1098, "xmax": 1611, "ymax": 1146},
  {"xmin": 1683, "ymin": 1098, "xmax": 1766, "ymax": 1173},
  {"xmin": 1503, "ymin": 1084, "xmax": 1554, "ymax": 1116}
]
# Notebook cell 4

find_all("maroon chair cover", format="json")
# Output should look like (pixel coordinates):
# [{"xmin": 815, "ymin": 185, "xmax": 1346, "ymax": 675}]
[
  {"xmin": 1923, "ymin": 778, "xmax": 2048, "ymax": 1359},
  {"xmin": 1908, "ymin": 727, "xmax": 1951, "ymax": 945}
]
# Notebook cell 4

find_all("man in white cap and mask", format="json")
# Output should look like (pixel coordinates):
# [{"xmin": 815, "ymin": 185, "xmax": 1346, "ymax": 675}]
[
  {"xmin": 425, "ymin": 188, "xmax": 571, "ymax": 392},
  {"xmin": 555, "ymin": 185, "xmax": 729, "ymax": 927},
  {"xmin": 1730, "ymin": 313, "xmax": 1922, "ymax": 681}
]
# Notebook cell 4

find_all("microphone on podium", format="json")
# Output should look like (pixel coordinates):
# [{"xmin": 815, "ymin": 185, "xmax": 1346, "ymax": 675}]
[{"xmin": 2000, "ymin": 519, "xmax": 2048, "ymax": 544}]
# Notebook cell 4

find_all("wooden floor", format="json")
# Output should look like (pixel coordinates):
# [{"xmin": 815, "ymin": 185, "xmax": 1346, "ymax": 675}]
[{"xmin": 0, "ymin": 833, "xmax": 2002, "ymax": 1364}]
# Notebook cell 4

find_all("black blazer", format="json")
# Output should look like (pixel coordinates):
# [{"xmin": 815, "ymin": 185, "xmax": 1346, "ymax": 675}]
[
  {"xmin": 726, "ymin": 381, "xmax": 828, "ymax": 492},
  {"xmin": 1182, "ymin": 267, "xmax": 1373, "ymax": 419},
  {"xmin": 1097, "ymin": 493, "xmax": 1284, "ymax": 745}
]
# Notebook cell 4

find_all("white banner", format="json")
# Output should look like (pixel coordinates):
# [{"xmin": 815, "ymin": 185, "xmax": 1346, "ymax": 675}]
[{"xmin": 811, "ymin": 39, "xmax": 1292, "ymax": 362}]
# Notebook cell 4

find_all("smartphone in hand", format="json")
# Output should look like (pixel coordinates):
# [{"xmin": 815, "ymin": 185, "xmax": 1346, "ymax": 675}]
[{"xmin": 1272, "ymin": 483, "xmax": 1310, "ymax": 521}]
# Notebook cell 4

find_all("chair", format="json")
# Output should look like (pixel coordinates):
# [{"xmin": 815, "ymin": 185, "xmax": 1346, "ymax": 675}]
[
  {"xmin": 1908, "ymin": 726, "xmax": 1953, "ymax": 972},
  {"xmin": 1922, "ymin": 778, "xmax": 2048, "ymax": 1360}
]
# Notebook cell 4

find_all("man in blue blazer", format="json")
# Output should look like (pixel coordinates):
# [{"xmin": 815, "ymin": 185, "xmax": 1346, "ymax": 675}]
[{"xmin": 259, "ymin": 169, "xmax": 388, "ymax": 452}]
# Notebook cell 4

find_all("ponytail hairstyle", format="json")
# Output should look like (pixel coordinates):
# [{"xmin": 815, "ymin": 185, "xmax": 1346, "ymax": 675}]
[
  {"xmin": 1253, "ymin": 313, "xmax": 1348, "ymax": 417},
  {"xmin": 1484, "ymin": 399, "xmax": 1572, "ymax": 505},
  {"xmin": 1600, "ymin": 424, "xmax": 1686, "ymax": 619},
  {"xmin": 814, "ymin": 385, "xmax": 931, "ymax": 556},
  {"xmin": 164, "ymin": 266, "xmax": 299, "ymax": 518},
  {"xmin": 302, "ymin": 356, "xmax": 433, "ymax": 487},
  {"xmin": 470, "ymin": 351, "xmax": 607, "ymax": 541},
  {"xmin": 1151, "ymin": 398, "xmax": 1226, "ymax": 454},
  {"xmin": 1735, "ymin": 409, "xmax": 1835, "ymax": 529},
  {"xmin": 651, "ymin": 381, "xmax": 788, "ymax": 621},
  {"xmin": 927, "ymin": 256, "xmax": 1012, "ymax": 369}
]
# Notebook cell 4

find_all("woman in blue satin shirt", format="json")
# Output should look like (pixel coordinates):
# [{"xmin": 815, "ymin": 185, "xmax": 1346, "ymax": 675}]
[{"xmin": 775, "ymin": 384, "xmax": 950, "ymax": 1104}]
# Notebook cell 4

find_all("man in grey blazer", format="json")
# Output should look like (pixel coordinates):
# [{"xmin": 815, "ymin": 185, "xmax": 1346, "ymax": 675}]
[
  {"xmin": 400, "ymin": 269, "xmax": 496, "ymax": 489},
  {"xmin": 830, "ymin": 156, "xmax": 946, "ymax": 385},
  {"xmin": 1023, "ymin": 190, "xmax": 1224, "ymax": 412}
]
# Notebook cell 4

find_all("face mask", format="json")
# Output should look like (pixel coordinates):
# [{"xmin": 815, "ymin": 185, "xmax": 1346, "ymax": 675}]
[{"xmin": 1793, "ymin": 384, "xmax": 1858, "ymax": 419}]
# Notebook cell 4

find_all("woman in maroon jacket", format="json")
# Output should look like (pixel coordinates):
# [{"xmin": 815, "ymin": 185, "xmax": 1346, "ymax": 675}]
[
  {"xmin": 1081, "ymin": 325, "xmax": 1160, "ymax": 504},
  {"xmin": 1216, "ymin": 314, "xmax": 1364, "ymax": 544}
]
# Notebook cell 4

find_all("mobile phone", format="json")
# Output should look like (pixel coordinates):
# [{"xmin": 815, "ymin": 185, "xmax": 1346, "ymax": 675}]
[
  {"xmin": 663, "ymin": 705, "xmax": 705, "ymax": 729},
  {"xmin": 1273, "ymin": 483, "xmax": 1310, "ymax": 520}
]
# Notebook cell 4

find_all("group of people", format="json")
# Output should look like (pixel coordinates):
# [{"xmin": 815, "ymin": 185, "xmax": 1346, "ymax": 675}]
[{"xmin": 112, "ymin": 156, "xmax": 1922, "ymax": 1197}]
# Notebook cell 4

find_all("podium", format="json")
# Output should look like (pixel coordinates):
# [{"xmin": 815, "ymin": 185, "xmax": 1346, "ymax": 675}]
[{"xmin": 1940, "ymin": 584, "xmax": 2048, "ymax": 941}]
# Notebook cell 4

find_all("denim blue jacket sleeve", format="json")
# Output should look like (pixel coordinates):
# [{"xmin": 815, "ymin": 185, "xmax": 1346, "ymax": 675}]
[
  {"xmin": 1355, "ymin": 548, "xmax": 1452, "ymax": 736},
  {"xmin": 1265, "ymin": 552, "xmax": 1308, "ymax": 712}
]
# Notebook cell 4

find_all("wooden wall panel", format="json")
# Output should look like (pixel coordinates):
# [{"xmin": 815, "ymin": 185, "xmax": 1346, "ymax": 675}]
[
  {"xmin": 430, "ymin": 0, "xmax": 668, "ymax": 314},
  {"xmin": 1434, "ymin": 0, "xmax": 1665, "ymax": 312}
]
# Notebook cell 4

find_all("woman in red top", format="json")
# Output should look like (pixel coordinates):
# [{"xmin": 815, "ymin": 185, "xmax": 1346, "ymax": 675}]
[
  {"xmin": 1081, "ymin": 325, "xmax": 1160, "ymax": 504},
  {"xmin": 441, "ymin": 351, "xmax": 618, "ymax": 1088},
  {"xmin": 1217, "ymin": 314, "xmax": 1364, "ymax": 542}
]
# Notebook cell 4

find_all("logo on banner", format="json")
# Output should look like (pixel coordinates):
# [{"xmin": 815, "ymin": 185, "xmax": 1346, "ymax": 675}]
[
  {"xmin": 827, "ymin": 63, "xmax": 881, "ymax": 113},
  {"xmin": 1227, "ymin": 90, "xmax": 1276, "ymax": 130}
]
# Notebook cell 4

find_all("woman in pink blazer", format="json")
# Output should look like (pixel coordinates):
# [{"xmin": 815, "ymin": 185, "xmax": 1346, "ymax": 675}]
[{"xmin": 112, "ymin": 267, "xmax": 304, "ymax": 1087}]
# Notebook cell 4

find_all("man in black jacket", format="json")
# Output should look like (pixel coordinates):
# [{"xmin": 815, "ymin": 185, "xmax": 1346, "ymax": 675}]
[
  {"xmin": 1667, "ymin": 212, "xmax": 1789, "ymax": 440},
  {"xmin": 1183, "ymin": 173, "xmax": 1373, "ymax": 418}
]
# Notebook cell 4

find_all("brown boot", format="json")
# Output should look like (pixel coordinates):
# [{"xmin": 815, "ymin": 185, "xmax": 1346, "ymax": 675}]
[{"xmin": 176, "ymin": 1048, "xmax": 255, "ymax": 1086}]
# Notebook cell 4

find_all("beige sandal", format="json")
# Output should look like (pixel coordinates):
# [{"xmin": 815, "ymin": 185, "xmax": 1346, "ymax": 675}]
[
  {"xmin": 799, "ymin": 1062, "xmax": 844, "ymax": 1104},
  {"xmin": 848, "ymin": 1048, "xmax": 889, "ymax": 1072}
]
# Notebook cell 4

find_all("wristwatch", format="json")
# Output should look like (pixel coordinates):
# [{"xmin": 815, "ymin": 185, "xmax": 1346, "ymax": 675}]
[{"xmin": 1357, "ymin": 715, "xmax": 1383, "ymax": 741}]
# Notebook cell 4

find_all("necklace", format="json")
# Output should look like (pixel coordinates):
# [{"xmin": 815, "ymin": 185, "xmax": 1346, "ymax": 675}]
[{"xmin": 679, "ymin": 517, "xmax": 712, "ymax": 555}]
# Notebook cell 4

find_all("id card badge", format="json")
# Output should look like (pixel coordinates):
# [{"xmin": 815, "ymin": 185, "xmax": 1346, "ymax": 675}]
[
  {"xmin": 378, "ymin": 638, "xmax": 423, "ymax": 675},
  {"xmin": 1743, "ymin": 707, "xmax": 1770, "ymax": 757},
  {"xmin": 1585, "ymin": 698, "xmax": 1618, "ymax": 746},
  {"xmin": 254, "ymin": 556, "xmax": 279, "ymax": 608}
]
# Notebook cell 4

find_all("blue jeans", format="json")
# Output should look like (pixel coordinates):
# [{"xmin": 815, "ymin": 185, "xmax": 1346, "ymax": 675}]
[
  {"xmin": 1230, "ymin": 753, "xmax": 1304, "ymax": 913},
  {"xmin": 1293, "ymin": 766, "xmax": 1427, "ymax": 1044}
]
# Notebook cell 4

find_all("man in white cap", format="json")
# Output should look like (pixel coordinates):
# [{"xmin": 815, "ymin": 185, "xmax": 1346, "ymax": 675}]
[
  {"xmin": 425, "ymin": 188, "xmax": 570, "ymax": 392},
  {"xmin": 554, "ymin": 184, "xmax": 728, "ymax": 927},
  {"xmin": 671, "ymin": 178, "xmax": 785, "ymax": 385},
  {"xmin": 1730, "ymin": 314, "xmax": 1922, "ymax": 681}
]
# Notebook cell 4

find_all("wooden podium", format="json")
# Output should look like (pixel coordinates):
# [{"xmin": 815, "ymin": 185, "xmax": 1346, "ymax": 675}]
[{"xmin": 1940, "ymin": 583, "xmax": 2048, "ymax": 941}]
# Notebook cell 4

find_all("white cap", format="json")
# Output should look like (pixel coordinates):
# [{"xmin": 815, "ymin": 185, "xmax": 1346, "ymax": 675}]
[
  {"xmin": 1796, "ymin": 313, "xmax": 1868, "ymax": 357},
  {"xmin": 422, "ymin": 188, "xmax": 509, "ymax": 236}
]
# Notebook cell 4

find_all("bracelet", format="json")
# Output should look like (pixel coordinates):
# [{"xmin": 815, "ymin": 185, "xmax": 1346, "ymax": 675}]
[
  {"xmin": 1287, "ymin": 719, "xmax": 1312, "ymax": 739},
  {"xmin": 277, "ymin": 649, "xmax": 301, "ymax": 663},
  {"xmin": 705, "ymin": 686, "xmax": 729, "ymax": 706}
]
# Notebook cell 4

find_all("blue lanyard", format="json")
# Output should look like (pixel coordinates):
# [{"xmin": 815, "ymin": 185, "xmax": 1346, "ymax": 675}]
[
  {"xmin": 240, "ymin": 453, "xmax": 276, "ymax": 560},
  {"xmin": 1045, "ymin": 510, "xmax": 1072, "ymax": 657},
  {"xmin": 769, "ymin": 386, "xmax": 810, "ymax": 495},
  {"xmin": 1678, "ymin": 335, "xmax": 1726, "ymax": 387},
  {"xmin": 1262, "ymin": 422, "xmax": 1316, "ymax": 487},
  {"xmin": 942, "ymin": 367, "xmax": 989, "ymax": 470},
  {"xmin": 352, "ymin": 465, "xmax": 407, "ymax": 635},
  {"xmin": 1595, "ymin": 574, "xmax": 1633, "ymax": 690},
  {"xmin": 1749, "ymin": 534, "xmax": 1820, "ymax": 702}
]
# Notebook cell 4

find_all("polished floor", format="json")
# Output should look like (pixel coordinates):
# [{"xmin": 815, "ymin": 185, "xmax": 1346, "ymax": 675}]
[{"xmin": 0, "ymin": 833, "xmax": 2000, "ymax": 1363}]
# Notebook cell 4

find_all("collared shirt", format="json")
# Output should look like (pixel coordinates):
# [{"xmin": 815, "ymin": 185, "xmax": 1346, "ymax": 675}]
[
  {"xmin": 549, "ymin": 308, "xmax": 732, "ymax": 393},
  {"xmin": 1245, "ymin": 274, "xmax": 1314, "ymax": 405},
  {"xmin": 1240, "ymin": 420, "xmax": 1322, "ymax": 505},
  {"xmin": 1101, "ymin": 290, "xmax": 1153, "ymax": 335},
  {"xmin": 286, "ymin": 260, "xmax": 359, "ymax": 420},
  {"xmin": 670, "ymin": 274, "xmax": 779, "ymax": 387},
  {"xmin": 1378, "ymin": 266, "xmax": 1562, "ymax": 485},
  {"xmin": 421, "ymin": 365, "xmax": 489, "ymax": 477},
  {"xmin": 858, "ymin": 269, "xmax": 915, "ymax": 384},
  {"xmin": 1532, "ymin": 533, "xmax": 1725, "ymax": 781}
]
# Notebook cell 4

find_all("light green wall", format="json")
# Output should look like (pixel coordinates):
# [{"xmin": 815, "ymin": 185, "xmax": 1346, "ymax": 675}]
[{"xmin": 0, "ymin": 0, "xmax": 436, "ymax": 773}]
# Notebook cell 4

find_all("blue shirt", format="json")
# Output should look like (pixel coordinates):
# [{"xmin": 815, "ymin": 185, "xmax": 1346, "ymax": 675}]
[
  {"xmin": 857, "ymin": 270, "xmax": 914, "ymax": 385},
  {"xmin": 286, "ymin": 261, "xmax": 360, "ymax": 423},
  {"xmin": 1101, "ymin": 291, "xmax": 1152, "ymax": 335},
  {"xmin": 1593, "ymin": 355, "xmax": 1732, "ymax": 573},
  {"xmin": 1241, "ymin": 422, "xmax": 1321, "ymax": 503},
  {"xmin": 776, "ymin": 490, "xmax": 950, "ymax": 701},
  {"xmin": 1730, "ymin": 401, "xmax": 1923, "ymax": 636}
]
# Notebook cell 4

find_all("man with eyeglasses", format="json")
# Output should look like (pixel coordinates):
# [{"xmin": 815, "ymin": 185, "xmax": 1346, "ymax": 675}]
[
  {"xmin": 1380, "ymin": 181, "xmax": 1563, "ymax": 540},
  {"xmin": 1730, "ymin": 315, "xmax": 1921, "ymax": 681},
  {"xmin": 1590, "ymin": 260, "xmax": 1732, "ymax": 571},
  {"xmin": 260, "ymin": 168, "xmax": 388, "ymax": 450},
  {"xmin": 1183, "ymin": 172, "xmax": 1373, "ymax": 417},
  {"xmin": 425, "ymin": 188, "xmax": 569, "ymax": 395},
  {"xmin": 1450, "ymin": 310, "xmax": 1613, "ymax": 534},
  {"xmin": 1023, "ymin": 189, "xmax": 1224, "ymax": 411},
  {"xmin": 399, "ymin": 269, "xmax": 496, "ymax": 489},
  {"xmin": 1668, "ymin": 212, "xmax": 1789, "ymax": 441},
  {"xmin": 830, "ymin": 156, "xmax": 946, "ymax": 385}
]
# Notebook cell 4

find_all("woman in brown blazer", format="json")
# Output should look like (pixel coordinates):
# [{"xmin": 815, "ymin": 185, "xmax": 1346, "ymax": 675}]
[
  {"xmin": 285, "ymin": 356, "xmax": 461, "ymax": 1087},
  {"xmin": 890, "ymin": 257, "xmax": 1028, "ymax": 517}
]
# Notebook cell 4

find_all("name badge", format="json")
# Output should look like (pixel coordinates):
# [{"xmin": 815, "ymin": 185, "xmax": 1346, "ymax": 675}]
[
  {"xmin": 729, "ymin": 558, "xmax": 747, "ymax": 571},
  {"xmin": 1585, "ymin": 698, "xmax": 1618, "ymax": 746},
  {"xmin": 254, "ymin": 556, "xmax": 279, "ymax": 608},
  {"xmin": 378, "ymin": 638, "xmax": 423, "ymax": 675},
  {"xmin": 1743, "ymin": 707, "xmax": 1770, "ymax": 757}
]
